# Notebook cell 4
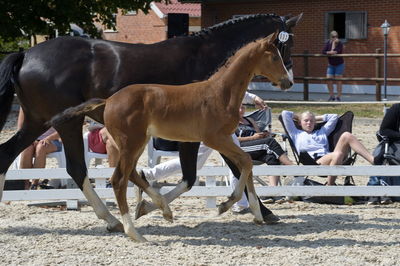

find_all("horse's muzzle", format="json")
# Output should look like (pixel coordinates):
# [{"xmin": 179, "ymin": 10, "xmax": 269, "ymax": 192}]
[{"xmin": 279, "ymin": 77, "xmax": 293, "ymax": 90}]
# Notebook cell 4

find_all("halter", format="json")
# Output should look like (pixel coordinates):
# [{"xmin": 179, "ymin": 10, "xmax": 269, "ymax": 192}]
[{"xmin": 275, "ymin": 16, "xmax": 294, "ymax": 70}]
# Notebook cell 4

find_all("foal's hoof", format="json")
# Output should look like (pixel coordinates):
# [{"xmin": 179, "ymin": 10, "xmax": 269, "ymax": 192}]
[
  {"xmin": 218, "ymin": 202, "xmax": 229, "ymax": 215},
  {"xmin": 263, "ymin": 213, "xmax": 280, "ymax": 225},
  {"xmin": 163, "ymin": 210, "xmax": 173, "ymax": 223},
  {"xmin": 135, "ymin": 200, "xmax": 150, "ymax": 220},
  {"xmin": 106, "ymin": 222, "xmax": 124, "ymax": 233}
]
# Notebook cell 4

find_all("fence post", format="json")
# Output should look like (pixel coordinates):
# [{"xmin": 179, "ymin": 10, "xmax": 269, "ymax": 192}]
[
  {"xmin": 375, "ymin": 48, "xmax": 382, "ymax": 101},
  {"xmin": 303, "ymin": 50, "xmax": 309, "ymax": 101}
]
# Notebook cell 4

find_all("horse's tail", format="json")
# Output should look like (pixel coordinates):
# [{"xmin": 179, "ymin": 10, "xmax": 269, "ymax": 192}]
[
  {"xmin": 0, "ymin": 52, "xmax": 25, "ymax": 132},
  {"xmin": 49, "ymin": 98, "xmax": 106, "ymax": 127}
]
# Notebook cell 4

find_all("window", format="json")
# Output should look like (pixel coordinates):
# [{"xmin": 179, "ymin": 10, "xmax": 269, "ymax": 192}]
[
  {"xmin": 325, "ymin": 11, "xmax": 367, "ymax": 40},
  {"xmin": 124, "ymin": 10, "xmax": 137, "ymax": 16}
]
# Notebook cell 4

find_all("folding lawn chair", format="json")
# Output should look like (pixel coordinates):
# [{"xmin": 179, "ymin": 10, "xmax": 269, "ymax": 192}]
[{"xmin": 278, "ymin": 111, "xmax": 358, "ymax": 182}]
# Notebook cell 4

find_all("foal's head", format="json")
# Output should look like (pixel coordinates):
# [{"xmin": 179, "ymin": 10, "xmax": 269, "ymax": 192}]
[{"xmin": 254, "ymin": 32, "xmax": 293, "ymax": 90}]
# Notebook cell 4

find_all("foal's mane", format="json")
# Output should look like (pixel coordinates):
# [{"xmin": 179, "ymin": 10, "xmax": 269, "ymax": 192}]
[
  {"xmin": 207, "ymin": 39, "xmax": 266, "ymax": 79},
  {"xmin": 191, "ymin": 13, "xmax": 281, "ymax": 38}
]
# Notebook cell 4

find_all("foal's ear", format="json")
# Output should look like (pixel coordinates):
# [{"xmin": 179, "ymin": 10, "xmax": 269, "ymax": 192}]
[{"xmin": 262, "ymin": 30, "xmax": 279, "ymax": 48}]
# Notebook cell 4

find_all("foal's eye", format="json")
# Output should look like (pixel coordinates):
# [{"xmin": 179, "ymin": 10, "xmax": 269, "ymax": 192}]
[{"xmin": 272, "ymin": 55, "xmax": 279, "ymax": 61}]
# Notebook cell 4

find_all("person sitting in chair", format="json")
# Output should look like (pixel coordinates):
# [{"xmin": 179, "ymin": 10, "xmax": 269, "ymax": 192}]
[
  {"xmin": 237, "ymin": 104, "xmax": 294, "ymax": 204},
  {"xmin": 87, "ymin": 123, "xmax": 119, "ymax": 168},
  {"xmin": 281, "ymin": 110, "xmax": 374, "ymax": 185}
]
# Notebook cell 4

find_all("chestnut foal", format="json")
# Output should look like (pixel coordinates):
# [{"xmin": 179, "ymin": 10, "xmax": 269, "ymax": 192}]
[{"xmin": 51, "ymin": 32, "xmax": 292, "ymax": 241}]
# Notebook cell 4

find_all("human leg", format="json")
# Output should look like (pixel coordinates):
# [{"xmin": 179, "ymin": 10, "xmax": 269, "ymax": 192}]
[
  {"xmin": 142, "ymin": 142, "xmax": 213, "ymax": 181},
  {"xmin": 19, "ymin": 143, "xmax": 36, "ymax": 189},
  {"xmin": 326, "ymin": 67, "xmax": 335, "ymax": 100},
  {"xmin": 334, "ymin": 132, "xmax": 373, "ymax": 164}
]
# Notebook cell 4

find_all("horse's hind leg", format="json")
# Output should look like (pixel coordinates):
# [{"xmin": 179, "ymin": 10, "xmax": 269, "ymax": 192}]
[
  {"xmin": 129, "ymin": 169, "xmax": 173, "ymax": 222},
  {"xmin": 205, "ymin": 137, "xmax": 253, "ymax": 215},
  {"xmin": 0, "ymin": 119, "xmax": 47, "ymax": 200},
  {"xmin": 56, "ymin": 121, "xmax": 123, "ymax": 233},
  {"xmin": 135, "ymin": 142, "xmax": 200, "ymax": 219},
  {"xmin": 111, "ymin": 162, "xmax": 147, "ymax": 242},
  {"xmin": 244, "ymin": 174, "xmax": 263, "ymax": 224}
]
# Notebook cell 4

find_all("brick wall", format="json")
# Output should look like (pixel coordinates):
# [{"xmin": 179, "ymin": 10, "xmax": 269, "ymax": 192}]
[
  {"xmin": 103, "ymin": 10, "xmax": 201, "ymax": 44},
  {"xmin": 201, "ymin": 0, "xmax": 400, "ymax": 85}
]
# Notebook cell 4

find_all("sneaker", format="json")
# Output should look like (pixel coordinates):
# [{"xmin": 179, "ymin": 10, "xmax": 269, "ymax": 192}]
[
  {"xmin": 335, "ymin": 96, "xmax": 341, "ymax": 101},
  {"xmin": 260, "ymin": 196, "xmax": 275, "ymax": 204},
  {"xmin": 274, "ymin": 196, "xmax": 287, "ymax": 204},
  {"xmin": 367, "ymin": 197, "xmax": 380, "ymax": 205},
  {"xmin": 380, "ymin": 197, "xmax": 393, "ymax": 205},
  {"xmin": 328, "ymin": 96, "xmax": 335, "ymax": 101},
  {"xmin": 231, "ymin": 205, "xmax": 251, "ymax": 214}
]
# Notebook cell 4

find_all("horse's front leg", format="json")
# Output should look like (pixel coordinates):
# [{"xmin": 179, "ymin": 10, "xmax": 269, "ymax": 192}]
[
  {"xmin": 244, "ymin": 173, "xmax": 264, "ymax": 224},
  {"xmin": 135, "ymin": 142, "xmax": 200, "ymax": 219}
]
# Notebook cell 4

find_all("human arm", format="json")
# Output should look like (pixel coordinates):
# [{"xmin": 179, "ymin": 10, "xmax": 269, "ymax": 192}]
[
  {"xmin": 321, "ymin": 114, "xmax": 338, "ymax": 135},
  {"xmin": 281, "ymin": 110, "xmax": 301, "ymax": 137},
  {"xmin": 238, "ymin": 132, "xmax": 269, "ymax": 142},
  {"xmin": 243, "ymin": 92, "xmax": 266, "ymax": 110}
]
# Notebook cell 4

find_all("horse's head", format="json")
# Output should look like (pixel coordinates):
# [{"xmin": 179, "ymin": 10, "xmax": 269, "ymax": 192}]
[
  {"xmin": 272, "ymin": 13, "xmax": 303, "ymax": 86},
  {"xmin": 255, "ymin": 32, "xmax": 293, "ymax": 91}
]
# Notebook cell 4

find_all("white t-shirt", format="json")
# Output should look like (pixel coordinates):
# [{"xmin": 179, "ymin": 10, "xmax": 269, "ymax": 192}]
[{"xmin": 281, "ymin": 110, "xmax": 338, "ymax": 158}]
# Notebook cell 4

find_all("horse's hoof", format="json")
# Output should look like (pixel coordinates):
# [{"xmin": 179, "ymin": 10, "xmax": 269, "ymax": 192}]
[
  {"xmin": 218, "ymin": 202, "xmax": 229, "ymax": 215},
  {"xmin": 263, "ymin": 213, "xmax": 280, "ymax": 225},
  {"xmin": 163, "ymin": 211, "xmax": 173, "ymax": 223},
  {"xmin": 253, "ymin": 218, "xmax": 264, "ymax": 225},
  {"xmin": 135, "ymin": 200, "xmax": 150, "ymax": 220},
  {"xmin": 106, "ymin": 222, "xmax": 124, "ymax": 233}
]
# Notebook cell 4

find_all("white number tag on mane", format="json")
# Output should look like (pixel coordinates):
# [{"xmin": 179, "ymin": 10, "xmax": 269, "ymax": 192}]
[{"xmin": 278, "ymin": 31, "xmax": 289, "ymax": 43}]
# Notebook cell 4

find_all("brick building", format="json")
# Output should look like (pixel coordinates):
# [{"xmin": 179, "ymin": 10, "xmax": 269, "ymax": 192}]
[
  {"xmin": 102, "ymin": 0, "xmax": 201, "ymax": 44},
  {"xmin": 184, "ymin": 0, "xmax": 400, "ymax": 97}
]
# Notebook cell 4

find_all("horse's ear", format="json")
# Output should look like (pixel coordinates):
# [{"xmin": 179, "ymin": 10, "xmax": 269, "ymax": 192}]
[
  {"xmin": 263, "ymin": 30, "xmax": 279, "ymax": 47},
  {"xmin": 286, "ymin": 13, "xmax": 303, "ymax": 29}
]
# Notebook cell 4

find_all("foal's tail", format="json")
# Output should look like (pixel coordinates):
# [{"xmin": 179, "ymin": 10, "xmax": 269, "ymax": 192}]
[
  {"xmin": 49, "ymin": 98, "xmax": 106, "ymax": 127},
  {"xmin": 0, "ymin": 52, "xmax": 25, "ymax": 132}
]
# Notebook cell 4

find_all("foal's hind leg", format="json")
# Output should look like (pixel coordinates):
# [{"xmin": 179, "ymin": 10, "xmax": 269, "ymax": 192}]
[
  {"xmin": 204, "ymin": 137, "xmax": 254, "ymax": 216},
  {"xmin": 111, "ymin": 162, "xmax": 147, "ymax": 242},
  {"xmin": 135, "ymin": 142, "xmax": 200, "ymax": 219}
]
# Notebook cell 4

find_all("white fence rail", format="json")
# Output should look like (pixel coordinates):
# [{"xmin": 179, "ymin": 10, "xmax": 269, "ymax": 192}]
[{"xmin": 3, "ymin": 166, "xmax": 400, "ymax": 208}]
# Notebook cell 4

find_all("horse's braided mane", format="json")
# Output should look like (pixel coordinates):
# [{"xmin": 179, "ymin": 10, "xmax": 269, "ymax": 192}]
[{"xmin": 190, "ymin": 13, "xmax": 280, "ymax": 37}]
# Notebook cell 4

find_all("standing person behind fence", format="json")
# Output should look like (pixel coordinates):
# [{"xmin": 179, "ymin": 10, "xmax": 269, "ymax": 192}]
[
  {"xmin": 281, "ymin": 110, "xmax": 374, "ymax": 185},
  {"xmin": 17, "ymin": 107, "xmax": 62, "ymax": 190},
  {"xmin": 322, "ymin": 30, "xmax": 344, "ymax": 102}
]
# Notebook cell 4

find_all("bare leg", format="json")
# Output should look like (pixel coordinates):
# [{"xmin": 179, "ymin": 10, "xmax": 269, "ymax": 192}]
[{"xmin": 327, "ymin": 75, "xmax": 335, "ymax": 99}]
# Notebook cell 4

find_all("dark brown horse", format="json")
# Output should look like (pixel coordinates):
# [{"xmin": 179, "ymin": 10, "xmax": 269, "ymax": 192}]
[
  {"xmin": 51, "ymin": 32, "xmax": 292, "ymax": 241},
  {"xmin": 0, "ymin": 14, "xmax": 302, "ymax": 232}
]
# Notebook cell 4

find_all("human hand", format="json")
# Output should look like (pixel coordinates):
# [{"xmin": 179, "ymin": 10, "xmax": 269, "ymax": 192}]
[
  {"xmin": 253, "ymin": 132, "xmax": 269, "ymax": 139},
  {"xmin": 253, "ymin": 96, "xmax": 267, "ymax": 110},
  {"xmin": 40, "ymin": 139, "xmax": 51, "ymax": 147}
]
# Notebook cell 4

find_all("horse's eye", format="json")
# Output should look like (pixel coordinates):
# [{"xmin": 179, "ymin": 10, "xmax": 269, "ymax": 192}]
[{"xmin": 272, "ymin": 55, "xmax": 279, "ymax": 61}]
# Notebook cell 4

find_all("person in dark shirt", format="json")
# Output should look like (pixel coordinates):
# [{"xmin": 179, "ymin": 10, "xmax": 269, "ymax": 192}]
[
  {"xmin": 322, "ymin": 31, "xmax": 344, "ymax": 101},
  {"xmin": 379, "ymin": 103, "xmax": 400, "ymax": 140},
  {"xmin": 368, "ymin": 103, "xmax": 400, "ymax": 205}
]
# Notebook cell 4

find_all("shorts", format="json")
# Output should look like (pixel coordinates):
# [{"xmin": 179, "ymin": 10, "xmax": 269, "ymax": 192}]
[
  {"xmin": 240, "ymin": 137, "xmax": 285, "ymax": 165},
  {"xmin": 88, "ymin": 128, "xmax": 107, "ymax": 154},
  {"xmin": 327, "ymin": 63, "xmax": 344, "ymax": 76},
  {"xmin": 51, "ymin": 140, "xmax": 62, "ymax": 152}
]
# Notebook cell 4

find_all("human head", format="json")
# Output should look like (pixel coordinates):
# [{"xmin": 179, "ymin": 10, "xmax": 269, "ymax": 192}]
[
  {"xmin": 239, "ymin": 104, "xmax": 246, "ymax": 117},
  {"xmin": 299, "ymin": 111, "xmax": 316, "ymax": 133},
  {"xmin": 330, "ymin": 30, "xmax": 338, "ymax": 39}
]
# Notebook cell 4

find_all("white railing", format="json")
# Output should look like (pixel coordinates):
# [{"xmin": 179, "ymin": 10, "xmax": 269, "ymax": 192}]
[{"xmin": 3, "ymin": 166, "xmax": 400, "ymax": 208}]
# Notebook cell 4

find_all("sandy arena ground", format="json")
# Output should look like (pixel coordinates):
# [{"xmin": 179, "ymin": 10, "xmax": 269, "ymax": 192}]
[{"xmin": 1, "ymin": 107, "xmax": 400, "ymax": 265}]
